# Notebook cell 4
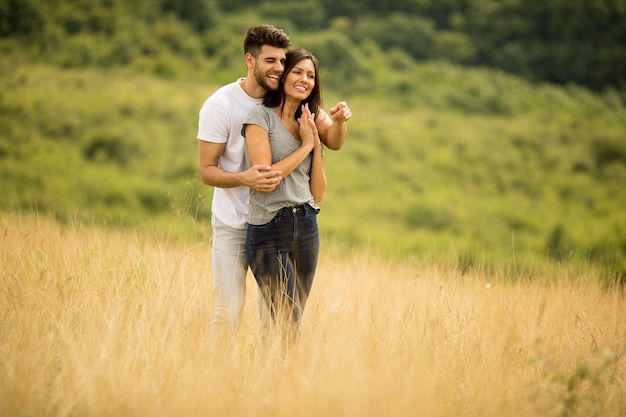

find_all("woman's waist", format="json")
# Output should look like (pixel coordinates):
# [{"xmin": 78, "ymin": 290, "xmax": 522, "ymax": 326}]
[{"xmin": 248, "ymin": 200, "xmax": 319, "ymax": 225}]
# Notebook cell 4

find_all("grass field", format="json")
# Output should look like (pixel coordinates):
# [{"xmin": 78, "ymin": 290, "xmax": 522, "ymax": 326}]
[{"xmin": 1, "ymin": 211, "xmax": 624, "ymax": 417}]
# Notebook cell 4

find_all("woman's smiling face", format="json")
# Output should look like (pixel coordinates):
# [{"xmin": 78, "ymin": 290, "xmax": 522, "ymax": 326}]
[{"xmin": 283, "ymin": 58, "xmax": 316, "ymax": 101}]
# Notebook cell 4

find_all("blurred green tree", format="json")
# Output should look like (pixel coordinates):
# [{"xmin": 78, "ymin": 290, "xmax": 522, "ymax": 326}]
[{"xmin": 0, "ymin": 0, "xmax": 43, "ymax": 38}]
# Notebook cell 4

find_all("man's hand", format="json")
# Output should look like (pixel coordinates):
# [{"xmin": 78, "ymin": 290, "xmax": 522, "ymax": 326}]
[
  {"xmin": 243, "ymin": 164, "xmax": 282, "ymax": 192},
  {"xmin": 329, "ymin": 101, "xmax": 352, "ymax": 123},
  {"xmin": 318, "ymin": 101, "xmax": 351, "ymax": 150}
]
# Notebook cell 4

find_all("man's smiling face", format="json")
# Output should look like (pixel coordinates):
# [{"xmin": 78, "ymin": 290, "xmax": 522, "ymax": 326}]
[{"xmin": 252, "ymin": 45, "xmax": 287, "ymax": 92}]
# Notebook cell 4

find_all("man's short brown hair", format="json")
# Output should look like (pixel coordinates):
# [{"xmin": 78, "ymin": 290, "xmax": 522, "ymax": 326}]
[{"xmin": 243, "ymin": 25, "xmax": 291, "ymax": 57}]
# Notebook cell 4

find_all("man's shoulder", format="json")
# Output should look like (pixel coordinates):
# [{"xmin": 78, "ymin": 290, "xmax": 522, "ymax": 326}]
[
  {"xmin": 210, "ymin": 79, "xmax": 243, "ymax": 98},
  {"xmin": 204, "ymin": 79, "xmax": 255, "ymax": 107}
]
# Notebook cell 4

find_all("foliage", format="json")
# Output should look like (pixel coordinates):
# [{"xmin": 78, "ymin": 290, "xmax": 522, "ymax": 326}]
[
  {"xmin": 462, "ymin": 0, "xmax": 626, "ymax": 91},
  {"xmin": 0, "ymin": 0, "xmax": 43, "ymax": 38},
  {"xmin": 0, "ymin": 0, "xmax": 624, "ymax": 91}
]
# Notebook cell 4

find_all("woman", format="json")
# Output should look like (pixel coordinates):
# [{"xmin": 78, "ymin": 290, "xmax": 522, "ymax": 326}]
[{"xmin": 243, "ymin": 49, "xmax": 327, "ymax": 343}]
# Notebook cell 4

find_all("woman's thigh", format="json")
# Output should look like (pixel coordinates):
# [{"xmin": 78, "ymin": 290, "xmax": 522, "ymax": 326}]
[
  {"xmin": 246, "ymin": 212, "xmax": 293, "ymax": 284},
  {"xmin": 293, "ymin": 206, "xmax": 320, "ymax": 304}
]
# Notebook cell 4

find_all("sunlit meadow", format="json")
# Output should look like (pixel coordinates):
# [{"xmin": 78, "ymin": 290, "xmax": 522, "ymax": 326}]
[{"xmin": 1, "ymin": 212, "xmax": 624, "ymax": 417}]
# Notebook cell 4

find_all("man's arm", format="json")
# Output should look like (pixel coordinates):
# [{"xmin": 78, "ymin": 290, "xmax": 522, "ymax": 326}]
[
  {"xmin": 198, "ymin": 140, "xmax": 282, "ymax": 192},
  {"xmin": 316, "ymin": 101, "xmax": 352, "ymax": 151}
]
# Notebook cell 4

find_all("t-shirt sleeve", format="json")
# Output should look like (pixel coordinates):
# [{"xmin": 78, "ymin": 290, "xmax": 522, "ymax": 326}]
[
  {"xmin": 198, "ymin": 95, "xmax": 230, "ymax": 143},
  {"xmin": 242, "ymin": 105, "xmax": 271, "ymax": 137}
]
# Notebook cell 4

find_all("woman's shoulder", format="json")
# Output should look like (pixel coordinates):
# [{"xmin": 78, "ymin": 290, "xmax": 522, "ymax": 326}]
[
  {"xmin": 248, "ymin": 104, "xmax": 278, "ymax": 122},
  {"xmin": 247, "ymin": 104, "xmax": 274, "ymax": 117},
  {"xmin": 244, "ymin": 105, "xmax": 278, "ymax": 133}
]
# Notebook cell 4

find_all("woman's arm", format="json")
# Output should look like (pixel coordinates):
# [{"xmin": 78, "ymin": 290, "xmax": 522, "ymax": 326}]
[
  {"xmin": 244, "ymin": 124, "xmax": 313, "ymax": 180},
  {"xmin": 245, "ymin": 104, "xmax": 327, "ymax": 200},
  {"xmin": 303, "ymin": 107, "xmax": 327, "ymax": 202},
  {"xmin": 309, "ymin": 138, "xmax": 327, "ymax": 203}
]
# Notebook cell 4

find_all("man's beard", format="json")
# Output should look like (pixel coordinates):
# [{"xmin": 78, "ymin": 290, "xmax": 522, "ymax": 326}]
[{"xmin": 254, "ymin": 66, "xmax": 280, "ymax": 92}]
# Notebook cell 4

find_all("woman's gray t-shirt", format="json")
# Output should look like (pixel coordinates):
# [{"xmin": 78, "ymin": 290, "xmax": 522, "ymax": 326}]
[{"xmin": 243, "ymin": 105, "xmax": 319, "ymax": 225}]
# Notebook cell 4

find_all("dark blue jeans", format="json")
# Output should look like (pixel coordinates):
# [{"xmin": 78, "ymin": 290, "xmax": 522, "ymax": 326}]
[{"xmin": 246, "ymin": 204, "xmax": 320, "ymax": 337}]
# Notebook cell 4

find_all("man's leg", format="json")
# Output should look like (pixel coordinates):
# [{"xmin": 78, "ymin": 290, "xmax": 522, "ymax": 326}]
[{"xmin": 208, "ymin": 215, "xmax": 248, "ymax": 345}]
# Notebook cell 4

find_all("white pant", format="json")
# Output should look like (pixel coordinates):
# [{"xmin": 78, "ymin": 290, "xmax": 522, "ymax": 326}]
[
  {"xmin": 210, "ymin": 215, "xmax": 248, "ymax": 334},
  {"xmin": 209, "ymin": 215, "xmax": 269, "ymax": 342}
]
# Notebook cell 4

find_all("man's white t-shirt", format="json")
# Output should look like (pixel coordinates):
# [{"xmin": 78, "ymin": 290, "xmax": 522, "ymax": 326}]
[{"xmin": 197, "ymin": 80, "xmax": 263, "ymax": 229}]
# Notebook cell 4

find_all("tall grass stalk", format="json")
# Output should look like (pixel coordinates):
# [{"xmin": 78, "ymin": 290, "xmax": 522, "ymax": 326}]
[{"xmin": 1, "ymin": 212, "xmax": 624, "ymax": 416}]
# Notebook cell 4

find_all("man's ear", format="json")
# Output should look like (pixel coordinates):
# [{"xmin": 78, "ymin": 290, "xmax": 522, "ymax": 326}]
[{"xmin": 245, "ymin": 52, "xmax": 255, "ymax": 70}]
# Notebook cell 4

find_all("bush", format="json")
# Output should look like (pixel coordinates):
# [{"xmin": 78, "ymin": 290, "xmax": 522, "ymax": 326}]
[{"xmin": 0, "ymin": 0, "xmax": 44, "ymax": 38}]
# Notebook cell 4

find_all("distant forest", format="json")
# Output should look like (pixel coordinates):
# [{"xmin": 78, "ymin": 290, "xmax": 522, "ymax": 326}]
[{"xmin": 2, "ymin": 0, "xmax": 625, "ymax": 92}]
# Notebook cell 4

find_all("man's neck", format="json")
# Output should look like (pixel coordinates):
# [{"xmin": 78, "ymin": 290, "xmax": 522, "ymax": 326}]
[{"xmin": 239, "ymin": 77, "xmax": 265, "ymax": 99}]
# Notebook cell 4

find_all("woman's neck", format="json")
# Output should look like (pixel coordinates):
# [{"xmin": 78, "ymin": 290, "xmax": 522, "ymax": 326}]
[{"xmin": 276, "ymin": 98, "xmax": 300, "ymax": 121}]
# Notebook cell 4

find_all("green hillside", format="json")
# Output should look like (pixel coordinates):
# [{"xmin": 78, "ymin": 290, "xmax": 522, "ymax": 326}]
[{"xmin": 1, "ymin": 1, "xmax": 625, "ymax": 278}]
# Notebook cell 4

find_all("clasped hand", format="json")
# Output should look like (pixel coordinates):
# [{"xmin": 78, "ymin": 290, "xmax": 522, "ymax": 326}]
[{"xmin": 298, "ymin": 103, "xmax": 321, "ymax": 151}]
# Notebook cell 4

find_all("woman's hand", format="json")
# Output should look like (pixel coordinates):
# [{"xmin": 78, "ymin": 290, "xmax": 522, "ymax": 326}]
[{"xmin": 299, "ymin": 103, "xmax": 320, "ymax": 151}]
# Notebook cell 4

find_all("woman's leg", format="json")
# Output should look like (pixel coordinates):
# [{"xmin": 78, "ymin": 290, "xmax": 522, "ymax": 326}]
[
  {"xmin": 292, "ymin": 204, "xmax": 320, "ymax": 313},
  {"xmin": 246, "ymin": 211, "xmax": 300, "ymax": 332},
  {"xmin": 247, "ymin": 206, "xmax": 321, "ymax": 342}
]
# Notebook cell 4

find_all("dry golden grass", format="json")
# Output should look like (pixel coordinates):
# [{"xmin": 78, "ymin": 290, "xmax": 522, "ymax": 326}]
[{"xmin": 1, "ymin": 212, "xmax": 624, "ymax": 417}]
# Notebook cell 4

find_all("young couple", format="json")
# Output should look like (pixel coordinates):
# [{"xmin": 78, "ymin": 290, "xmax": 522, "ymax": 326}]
[{"xmin": 197, "ymin": 25, "xmax": 351, "ymax": 346}]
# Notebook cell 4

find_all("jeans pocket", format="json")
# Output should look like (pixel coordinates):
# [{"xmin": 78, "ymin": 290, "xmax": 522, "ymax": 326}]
[{"xmin": 304, "ymin": 204, "xmax": 320, "ymax": 219}]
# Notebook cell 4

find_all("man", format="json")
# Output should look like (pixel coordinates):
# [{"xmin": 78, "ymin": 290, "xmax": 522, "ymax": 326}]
[{"xmin": 197, "ymin": 24, "xmax": 351, "ymax": 343}]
